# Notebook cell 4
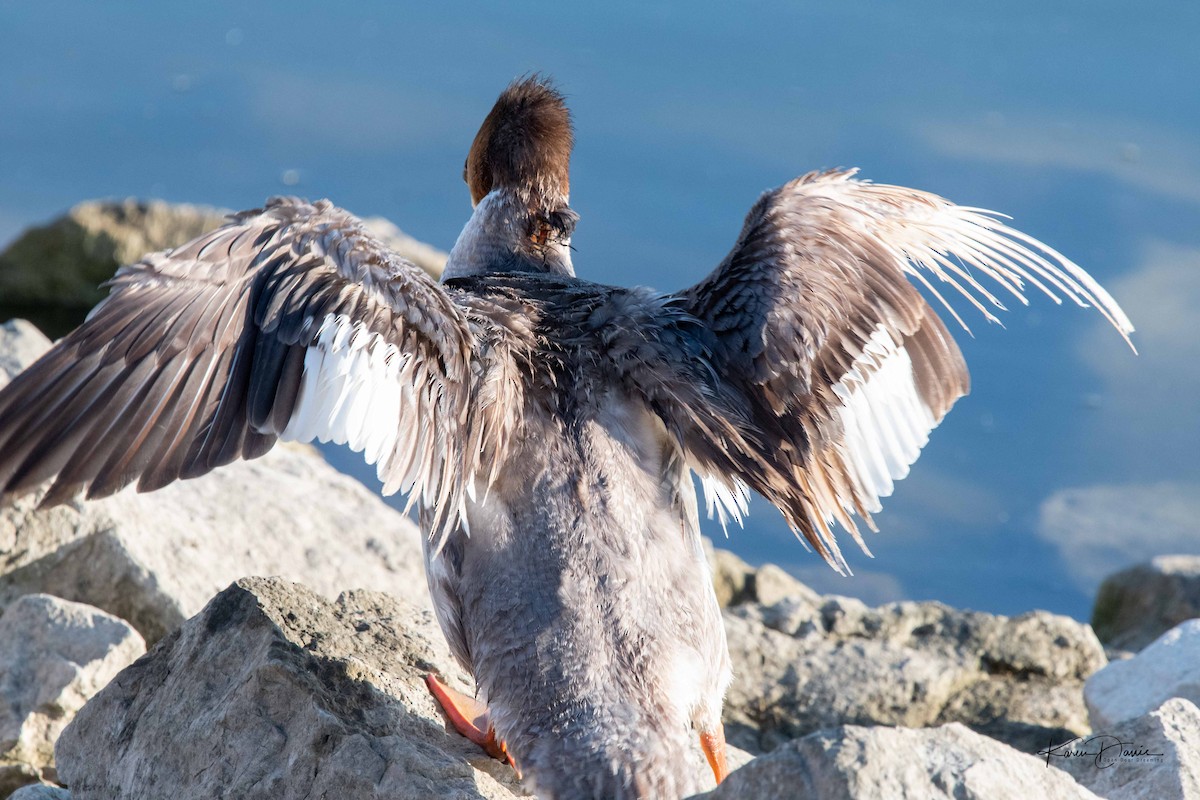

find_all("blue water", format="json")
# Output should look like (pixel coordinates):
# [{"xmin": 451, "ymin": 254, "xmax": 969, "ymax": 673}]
[{"xmin": 2, "ymin": 2, "xmax": 1197, "ymax": 620}]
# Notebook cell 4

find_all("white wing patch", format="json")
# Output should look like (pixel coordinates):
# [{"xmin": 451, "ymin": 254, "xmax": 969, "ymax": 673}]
[
  {"xmin": 700, "ymin": 327, "xmax": 938, "ymax": 551},
  {"xmin": 282, "ymin": 313, "xmax": 409, "ymax": 486},
  {"xmin": 701, "ymin": 474, "xmax": 751, "ymax": 535},
  {"xmin": 831, "ymin": 325, "xmax": 937, "ymax": 517}
]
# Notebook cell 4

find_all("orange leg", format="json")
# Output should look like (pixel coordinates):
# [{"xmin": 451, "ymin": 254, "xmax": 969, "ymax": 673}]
[
  {"xmin": 425, "ymin": 674, "xmax": 517, "ymax": 771},
  {"xmin": 700, "ymin": 725, "xmax": 729, "ymax": 784}
]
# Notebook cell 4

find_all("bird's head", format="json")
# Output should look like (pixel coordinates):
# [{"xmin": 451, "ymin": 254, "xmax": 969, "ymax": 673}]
[
  {"xmin": 465, "ymin": 75, "xmax": 574, "ymax": 210},
  {"xmin": 443, "ymin": 76, "xmax": 579, "ymax": 279}
]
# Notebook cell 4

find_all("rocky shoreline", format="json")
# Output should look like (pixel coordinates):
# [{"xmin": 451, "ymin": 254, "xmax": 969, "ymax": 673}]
[{"xmin": 1, "ymin": 205, "xmax": 1198, "ymax": 799}]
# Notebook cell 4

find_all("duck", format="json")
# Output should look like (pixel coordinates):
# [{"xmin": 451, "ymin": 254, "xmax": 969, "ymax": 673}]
[{"xmin": 0, "ymin": 76, "xmax": 1133, "ymax": 799}]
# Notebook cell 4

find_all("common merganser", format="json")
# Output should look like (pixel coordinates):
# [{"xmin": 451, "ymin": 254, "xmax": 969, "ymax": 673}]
[{"xmin": 0, "ymin": 77, "xmax": 1133, "ymax": 799}]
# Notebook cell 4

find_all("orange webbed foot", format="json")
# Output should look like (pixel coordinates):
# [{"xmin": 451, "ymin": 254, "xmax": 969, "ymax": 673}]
[{"xmin": 425, "ymin": 674, "xmax": 518, "ymax": 772}]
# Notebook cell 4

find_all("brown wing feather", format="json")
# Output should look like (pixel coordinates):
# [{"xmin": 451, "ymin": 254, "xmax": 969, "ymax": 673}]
[
  {"xmin": 677, "ymin": 169, "xmax": 1132, "ymax": 571},
  {"xmin": 0, "ymin": 198, "xmax": 482, "ymax": 542}
]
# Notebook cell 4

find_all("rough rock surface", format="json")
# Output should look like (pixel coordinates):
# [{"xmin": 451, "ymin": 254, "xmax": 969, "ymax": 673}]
[
  {"xmin": 0, "ymin": 321, "xmax": 52, "ymax": 390},
  {"xmin": 0, "ymin": 200, "xmax": 446, "ymax": 336},
  {"xmin": 0, "ymin": 594, "xmax": 144, "ymax": 797},
  {"xmin": 1085, "ymin": 619, "xmax": 1200, "ymax": 730},
  {"xmin": 55, "ymin": 577, "xmax": 527, "ymax": 800},
  {"xmin": 1092, "ymin": 556, "xmax": 1200, "ymax": 653},
  {"xmin": 705, "ymin": 544, "xmax": 820, "ymax": 610},
  {"xmin": 52, "ymin": 577, "xmax": 740, "ymax": 799},
  {"xmin": 691, "ymin": 722, "xmax": 1101, "ymax": 800},
  {"xmin": 8, "ymin": 784, "xmax": 71, "ymax": 800},
  {"xmin": 722, "ymin": 590, "xmax": 1106, "ymax": 754},
  {"xmin": 1055, "ymin": 698, "xmax": 1200, "ymax": 800},
  {"xmin": 750, "ymin": 563, "xmax": 821, "ymax": 608},
  {"xmin": 707, "ymin": 543, "xmax": 756, "ymax": 608},
  {"xmin": 0, "ymin": 321, "xmax": 432, "ymax": 645}
]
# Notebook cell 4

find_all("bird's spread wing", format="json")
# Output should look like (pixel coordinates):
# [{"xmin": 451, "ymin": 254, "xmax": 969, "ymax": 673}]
[
  {"xmin": 0, "ymin": 197, "xmax": 485, "ymax": 537},
  {"xmin": 676, "ymin": 168, "xmax": 1134, "ymax": 572}
]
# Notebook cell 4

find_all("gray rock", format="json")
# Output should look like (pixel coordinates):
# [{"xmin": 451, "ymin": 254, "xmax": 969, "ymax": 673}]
[
  {"xmin": 9, "ymin": 785, "xmax": 72, "ymax": 800},
  {"xmin": 1093, "ymin": 556, "xmax": 1200, "ymax": 653},
  {"xmin": 751, "ymin": 563, "xmax": 820, "ymax": 608},
  {"xmin": 722, "ymin": 612, "xmax": 967, "ymax": 752},
  {"xmin": 55, "ymin": 577, "xmax": 526, "ymax": 800},
  {"xmin": 692, "ymin": 722, "xmax": 1101, "ymax": 800},
  {"xmin": 1054, "ymin": 697, "xmax": 1200, "ymax": 800},
  {"xmin": 1, "ymin": 763, "xmax": 42, "ymax": 799},
  {"xmin": 1085, "ymin": 619, "xmax": 1200, "ymax": 730},
  {"xmin": 723, "ymin": 593, "xmax": 1106, "ymax": 754},
  {"xmin": 0, "ymin": 321, "xmax": 52, "ymax": 390},
  {"xmin": 707, "ymin": 543, "xmax": 755, "ymax": 607},
  {"xmin": 0, "ymin": 319, "xmax": 432, "ymax": 645},
  {"xmin": 0, "ymin": 595, "xmax": 144, "ymax": 797},
  {"xmin": 0, "ymin": 445, "xmax": 433, "ymax": 646},
  {"xmin": 705, "ymin": 543, "xmax": 821, "ymax": 609},
  {"xmin": 936, "ymin": 675, "xmax": 1094, "ymax": 755}
]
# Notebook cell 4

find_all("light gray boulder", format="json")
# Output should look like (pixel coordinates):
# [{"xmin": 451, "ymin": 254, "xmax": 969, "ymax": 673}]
[
  {"xmin": 1085, "ymin": 619, "xmax": 1200, "ymax": 730},
  {"xmin": 0, "ymin": 319, "xmax": 432, "ymax": 645},
  {"xmin": 0, "ymin": 321, "xmax": 52, "ymax": 390},
  {"xmin": 55, "ymin": 577, "xmax": 527, "ymax": 800},
  {"xmin": 706, "ymin": 542, "xmax": 756, "ymax": 607},
  {"xmin": 1054, "ymin": 697, "xmax": 1200, "ymax": 800},
  {"xmin": 723, "ymin": 591, "xmax": 1106, "ymax": 754},
  {"xmin": 0, "ymin": 594, "xmax": 144, "ymax": 797},
  {"xmin": 751, "ymin": 563, "xmax": 821, "ymax": 608},
  {"xmin": 705, "ymin": 543, "xmax": 821, "ymax": 609},
  {"xmin": 1092, "ymin": 556, "xmax": 1200, "ymax": 653},
  {"xmin": 51, "ymin": 576, "xmax": 751, "ymax": 799},
  {"xmin": 692, "ymin": 722, "xmax": 1101, "ymax": 800}
]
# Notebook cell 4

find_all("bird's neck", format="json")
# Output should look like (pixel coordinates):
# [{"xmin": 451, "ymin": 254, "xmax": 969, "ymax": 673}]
[{"xmin": 443, "ymin": 189, "xmax": 576, "ymax": 280}]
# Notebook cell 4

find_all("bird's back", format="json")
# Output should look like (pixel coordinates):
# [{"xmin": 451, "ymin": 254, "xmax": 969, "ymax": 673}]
[{"xmin": 423, "ymin": 275, "xmax": 731, "ymax": 799}]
